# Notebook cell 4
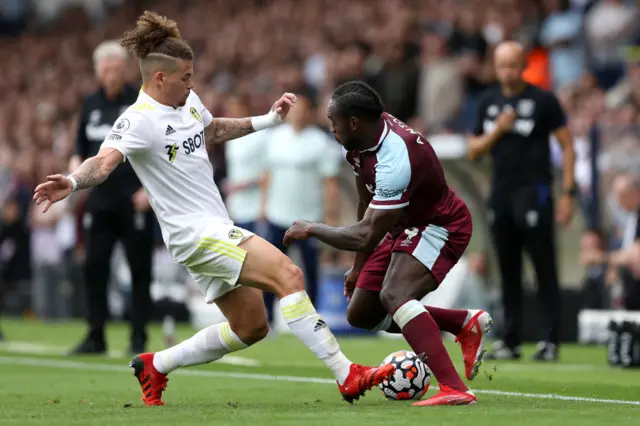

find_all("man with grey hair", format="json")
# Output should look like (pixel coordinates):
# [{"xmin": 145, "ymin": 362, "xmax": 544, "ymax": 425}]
[{"xmin": 69, "ymin": 40, "xmax": 154, "ymax": 355}]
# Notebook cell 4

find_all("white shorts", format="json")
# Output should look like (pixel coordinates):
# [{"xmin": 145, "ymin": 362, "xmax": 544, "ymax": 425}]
[{"xmin": 182, "ymin": 222, "xmax": 254, "ymax": 303}]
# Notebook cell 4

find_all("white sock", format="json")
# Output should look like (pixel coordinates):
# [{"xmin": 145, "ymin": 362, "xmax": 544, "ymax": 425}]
[
  {"xmin": 280, "ymin": 291, "xmax": 352, "ymax": 384},
  {"xmin": 153, "ymin": 322, "xmax": 248, "ymax": 374}
]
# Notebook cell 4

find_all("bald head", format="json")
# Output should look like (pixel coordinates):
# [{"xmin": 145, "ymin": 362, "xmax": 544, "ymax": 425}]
[
  {"xmin": 494, "ymin": 41, "xmax": 526, "ymax": 90},
  {"xmin": 495, "ymin": 41, "xmax": 525, "ymax": 63},
  {"xmin": 613, "ymin": 172, "xmax": 640, "ymax": 212}
]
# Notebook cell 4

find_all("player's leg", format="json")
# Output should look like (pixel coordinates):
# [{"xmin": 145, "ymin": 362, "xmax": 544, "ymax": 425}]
[
  {"xmin": 346, "ymin": 237, "xmax": 480, "ymax": 338},
  {"xmin": 151, "ymin": 286, "xmax": 267, "ymax": 372},
  {"xmin": 378, "ymin": 252, "xmax": 475, "ymax": 406},
  {"xmin": 263, "ymin": 221, "xmax": 287, "ymax": 325},
  {"xmin": 131, "ymin": 286, "xmax": 268, "ymax": 406},
  {"xmin": 237, "ymin": 235, "xmax": 394, "ymax": 402},
  {"xmin": 519, "ymin": 186, "xmax": 560, "ymax": 361},
  {"xmin": 120, "ymin": 210, "xmax": 154, "ymax": 354},
  {"xmin": 345, "ymin": 237, "xmax": 393, "ymax": 330},
  {"xmin": 70, "ymin": 211, "xmax": 116, "ymax": 354},
  {"xmin": 346, "ymin": 288, "xmax": 389, "ymax": 330}
]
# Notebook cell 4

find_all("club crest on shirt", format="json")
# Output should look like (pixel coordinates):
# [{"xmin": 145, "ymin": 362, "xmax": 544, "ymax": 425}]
[
  {"xmin": 190, "ymin": 107, "xmax": 202, "ymax": 123},
  {"xmin": 228, "ymin": 229, "xmax": 243, "ymax": 239},
  {"xmin": 400, "ymin": 227, "xmax": 420, "ymax": 247}
]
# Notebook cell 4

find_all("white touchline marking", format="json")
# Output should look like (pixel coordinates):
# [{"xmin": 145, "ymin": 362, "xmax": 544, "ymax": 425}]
[
  {"xmin": 0, "ymin": 356, "xmax": 639, "ymax": 406},
  {"xmin": 0, "ymin": 342, "xmax": 261, "ymax": 367}
]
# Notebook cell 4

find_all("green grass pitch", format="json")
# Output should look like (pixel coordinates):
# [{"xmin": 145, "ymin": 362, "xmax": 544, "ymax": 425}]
[{"xmin": 0, "ymin": 318, "xmax": 638, "ymax": 425}]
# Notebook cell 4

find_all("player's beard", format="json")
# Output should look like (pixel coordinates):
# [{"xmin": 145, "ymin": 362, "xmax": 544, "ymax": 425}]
[{"xmin": 341, "ymin": 136, "xmax": 358, "ymax": 152}]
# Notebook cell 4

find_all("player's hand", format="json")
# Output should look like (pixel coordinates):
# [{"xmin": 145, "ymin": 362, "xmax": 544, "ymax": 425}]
[
  {"xmin": 132, "ymin": 188, "xmax": 151, "ymax": 212},
  {"xmin": 283, "ymin": 220, "xmax": 312, "ymax": 247},
  {"xmin": 33, "ymin": 175, "xmax": 73, "ymax": 213},
  {"xmin": 495, "ymin": 109, "xmax": 516, "ymax": 135},
  {"xmin": 344, "ymin": 267, "xmax": 361, "ymax": 302},
  {"xmin": 556, "ymin": 193, "xmax": 574, "ymax": 228},
  {"xmin": 271, "ymin": 93, "xmax": 297, "ymax": 120}
]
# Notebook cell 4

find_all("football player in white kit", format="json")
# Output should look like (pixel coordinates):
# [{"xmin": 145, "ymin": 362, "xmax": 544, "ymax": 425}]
[{"xmin": 33, "ymin": 11, "xmax": 394, "ymax": 406}]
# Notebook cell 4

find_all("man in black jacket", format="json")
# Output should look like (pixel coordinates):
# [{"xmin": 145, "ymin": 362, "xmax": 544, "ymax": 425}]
[
  {"xmin": 468, "ymin": 41, "xmax": 576, "ymax": 361},
  {"xmin": 69, "ymin": 41, "xmax": 154, "ymax": 355}
]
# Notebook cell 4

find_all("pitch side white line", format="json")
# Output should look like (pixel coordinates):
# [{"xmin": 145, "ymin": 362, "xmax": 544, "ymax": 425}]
[
  {"xmin": 0, "ymin": 356, "xmax": 639, "ymax": 406},
  {"xmin": 0, "ymin": 342, "xmax": 261, "ymax": 367}
]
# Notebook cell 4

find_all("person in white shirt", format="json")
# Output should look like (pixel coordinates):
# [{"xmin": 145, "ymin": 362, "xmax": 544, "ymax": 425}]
[
  {"xmin": 32, "ymin": 11, "xmax": 392, "ymax": 406},
  {"xmin": 223, "ymin": 94, "xmax": 266, "ymax": 234},
  {"xmin": 261, "ymin": 89, "xmax": 341, "ymax": 325}
]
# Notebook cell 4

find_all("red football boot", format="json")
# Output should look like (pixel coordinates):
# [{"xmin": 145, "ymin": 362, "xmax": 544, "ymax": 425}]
[
  {"xmin": 129, "ymin": 353, "xmax": 168, "ymax": 406},
  {"xmin": 412, "ymin": 385, "xmax": 477, "ymax": 406},
  {"xmin": 455, "ymin": 310, "xmax": 493, "ymax": 380},
  {"xmin": 337, "ymin": 363, "xmax": 395, "ymax": 403}
]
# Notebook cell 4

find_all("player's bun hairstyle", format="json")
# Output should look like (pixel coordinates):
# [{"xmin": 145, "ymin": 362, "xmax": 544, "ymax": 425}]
[
  {"xmin": 330, "ymin": 81, "xmax": 384, "ymax": 122},
  {"xmin": 120, "ymin": 10, "xmax": 193, "ymax": 61}
]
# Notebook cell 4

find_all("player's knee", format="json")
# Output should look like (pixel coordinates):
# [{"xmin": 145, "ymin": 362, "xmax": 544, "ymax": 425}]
[
  {"xmin": 379, "ymin": 287, "xmax": 404, "ymax": 314},
  {"xmin": 346, "ymin": 303, "xmax": 374, "ymax": 330},
  {"xmin": 274, "ymin": 258, "xmax": 305, "ymax": 297},
  {"xmin": 233, "ymin": 318, "xmax": 269, "ymax": 346}
]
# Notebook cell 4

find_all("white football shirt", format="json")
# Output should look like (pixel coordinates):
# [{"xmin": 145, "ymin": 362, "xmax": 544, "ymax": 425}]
[{"xmin": 101, "ymin": 89, "xmax": 230, "ymax": 262}]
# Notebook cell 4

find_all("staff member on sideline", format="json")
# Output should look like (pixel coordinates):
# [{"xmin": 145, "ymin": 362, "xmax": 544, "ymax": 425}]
[
  {"xmin": 260, "ymin": 88, "xmax": 341, "ymax": 326},
  {"xmin": 69, "ymin": 41, "xmax": 154, "ymax": 355},
  {"xmin": 468, "ymin": 41, "xmax": 576, "ymax": 361}
]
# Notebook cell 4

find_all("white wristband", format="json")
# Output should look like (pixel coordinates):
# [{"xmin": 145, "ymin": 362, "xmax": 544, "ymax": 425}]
[
  {"xmin": 250, "ymin": 109, "xmax": 282, "ymax": 131},
  {"xmin": 68, "ymin": 176, "xmax": 78, "ymax": 192}
]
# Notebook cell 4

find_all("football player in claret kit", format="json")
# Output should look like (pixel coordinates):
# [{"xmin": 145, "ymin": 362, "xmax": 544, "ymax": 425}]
[
  {"xmin": 32, "ymin": 12, "xmax": 394, "ymax": 406},
  {"xmin": 284, "ymin": 81, "xmax": 493, "ymax": 406}
]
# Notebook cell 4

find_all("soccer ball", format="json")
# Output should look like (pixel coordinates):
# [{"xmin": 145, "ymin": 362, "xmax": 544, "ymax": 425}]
[{"xmin": 378, "ymin": 350, "xmax": 431, "ymax": 400}]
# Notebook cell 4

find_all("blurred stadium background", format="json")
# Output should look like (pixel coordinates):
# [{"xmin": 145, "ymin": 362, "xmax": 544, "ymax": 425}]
[{"xmin": 1, "ymin": 0, "xmax": 640, "ymax": 349}]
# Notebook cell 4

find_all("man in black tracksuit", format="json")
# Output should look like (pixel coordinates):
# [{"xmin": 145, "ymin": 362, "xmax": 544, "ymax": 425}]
[
  {"xmin": 468, "ymin": 41, "xmax": 576, "ymax": 361},
  {"xmin": 70, "ymin": 41, "xmax": 154, "ymax": 355}
]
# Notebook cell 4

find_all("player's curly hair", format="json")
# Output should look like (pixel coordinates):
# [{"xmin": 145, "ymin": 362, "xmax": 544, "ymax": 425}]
[
  {"xmin": 120, "ymin": 10, "xmax": 193, "ymax": 61},
  {"xmin": 330, "ymin": 81, "xmax": 384, "ymax": 122}
]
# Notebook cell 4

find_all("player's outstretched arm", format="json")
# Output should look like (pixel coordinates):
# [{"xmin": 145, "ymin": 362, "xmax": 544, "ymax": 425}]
[
  {"xmin": 69, "ymin": 148, "xmax": 123, "ymax": 190},
  {"xmin": 204, "ymin": 117, "xmax": 254, "ymax": 145},
  {"xmin": 33, "ymin": 148, "xmax": 122, "ymax": 213},
  {"xmin": 204, "ymin": 93, "xmax": 296, "ymax": 145},
  {"xmin": 284, "ymin": 207, "xmax": 403, "ymax": 252}
]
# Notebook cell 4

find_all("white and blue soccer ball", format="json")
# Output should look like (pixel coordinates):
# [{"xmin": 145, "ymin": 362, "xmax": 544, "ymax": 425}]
[{"xmin": 379, "ymin": 350, "xmax": 431, "ymax": 400}]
